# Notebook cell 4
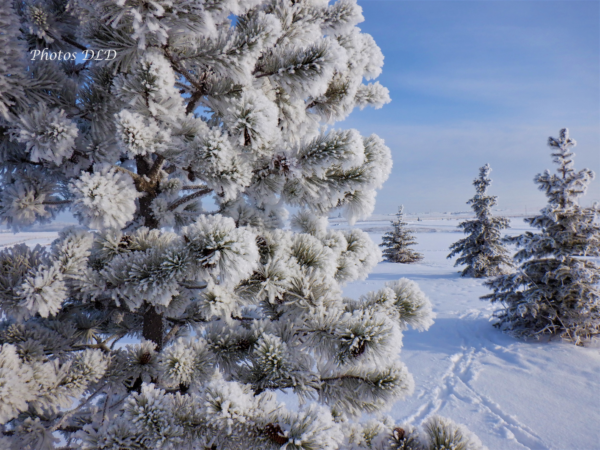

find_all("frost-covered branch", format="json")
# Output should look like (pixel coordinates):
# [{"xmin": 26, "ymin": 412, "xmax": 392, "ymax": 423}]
[
  {"xmin": 0, "ymin": 1, "xmax": 487, "ymax": 448},
  {"xmin": 167, "ymin": 188, "xmax": 212, "ymax": 211},
  {"xmin": 180, "ymin": 184, "xmax": 210, "ymax": 191}
]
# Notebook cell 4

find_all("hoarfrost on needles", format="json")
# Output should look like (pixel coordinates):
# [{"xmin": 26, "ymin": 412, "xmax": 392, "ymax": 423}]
[
  {"xmin": 69, "ymin": 168, "xmax": 141, "ymax": 230},
  {"xmin": 12, "ymin": 105, "xmax": 77, "ymax": 165},
  {"xmin": 0, "ymin": 0, "xmax": 485, "ymax": 448}
]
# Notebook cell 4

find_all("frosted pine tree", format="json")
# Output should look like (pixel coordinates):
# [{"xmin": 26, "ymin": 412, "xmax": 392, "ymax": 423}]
[
  {"xmin": 483, "ymin": 129, "xmax": 600, "ymax": 345},
  {"xmin": 0, "ymin": 1, "xmax": 485, "ymax": 448},
  {"xmin": 448, "ymin": 164, "xmax": 511, "ymax": 277},
  {"xmin": 380, "ymin": 205, "xmax": 423, "ymax": 263}
]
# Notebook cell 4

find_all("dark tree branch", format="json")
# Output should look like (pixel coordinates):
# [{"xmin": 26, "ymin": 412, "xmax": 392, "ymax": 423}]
[
  {"xmin": 180, "ymin": 282, "xmax": 208, "ymax": 290},
  {"xmin": 163, "ymin": 324, "xmax": 181, "ymax": 345},
  {"xmin": 186, "ymin": 89, "xmax": 204, "ymax": 115},
  {"xmin": 163, "ymin": 45, "xmax": 209, "ymax": 115},
  {"xmin": 148, "ymin": 155, "xmax": 165, "ymax": 182},
  {"xmin": 51, "ymin": 384, "xmax": 107, "ymax": 432},
  {"xmin": 42, "ymin": 200, "xmax": 72, "ymax": 205},
  {"xmin": 61, "ymin": 36, "xmax": 88, "ymax": 52},
  {"xmin": 167, "ymin": 188, "xmax": 212, "ymax": 211},
  {"xmin": 18, "ymin": 158, "xmax": 43, "ymax": 166},
  {"xmin": 244, "ymin": 127, "xmax": 251, "ymax": 147},
  {"xmin": 114, "ymin": 166, "xmax": 142, "ymax": 183},
  {"xmin": 180, "ymin": 184, "xmax": 210, "ymax": 191},
  {"xmin": 319, "ymin": 374, "xmax": 367, "ymax": 384}
]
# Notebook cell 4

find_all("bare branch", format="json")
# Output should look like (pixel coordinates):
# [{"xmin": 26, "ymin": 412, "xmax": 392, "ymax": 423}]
[
  {"xmin": 42, "ymin": 200, "xmax": 72, "ymax": 206},
  {"xmin": 319, "ymin": 374, "xmax": 366, "ymax": 385},
  {"xmin": 51, "ymin": 384, "xmax": 107, "ymax": 431},
  {"xmin": 180, "ymin": 184, "xmax": 210, "ymax": 191},
  {"xmin": 164, "ymin": 324, "xmax": 181, "ymax": 344},
  {"xmin": 186, "ymin": 89, "xmax": 204, "ymax": 115},
  {"xmin": 181, "ymin": 282, "xmax": 208, "ymax": 290},
  {"xmin": 163, "ymin": 45, "xmax": 209, "ymax": 114},
  {"xmin": 148, "ymin": 155, "xmax": 165, "ymax": 182},
  {"xmin": 114, "ymin": 166, "xmax": 142, "ymax": 183},
  {"xmin": 61, "ymin": 36, "xmax": 88, "ymax": 52},
  {"xmin": 73, "ymin": 342, "xmax": 111, "ymax": 352},
  {"xmin": 167, "ymin": 188, "xmax": 212, "ymax": 211}
]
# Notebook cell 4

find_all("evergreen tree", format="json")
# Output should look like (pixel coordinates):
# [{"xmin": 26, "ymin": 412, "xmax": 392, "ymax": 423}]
[
  {"xmin": 0, "ymin": 1, "xmax": 484, "ymax": 448},
  {"xmin": 483, "ymin": 129, "xmax": 600, "ymax": 345},
  {"xmin": 380, "ymin": 205, "xmax": 423, "ymax": 263},
  {"xmin": 448, "ymin": 164, "xmax": 511, "ymax": 277}
]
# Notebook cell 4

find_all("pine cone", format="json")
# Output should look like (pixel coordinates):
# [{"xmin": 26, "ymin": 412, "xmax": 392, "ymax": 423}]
[
  {"xmin": 392, "ymin": 427, "xmax": 405, "ymax": 440},
  {"xmin": 139, "ymin": 352, "xmax": 152, "ymax": 365},
  {"xmin": 264, "ymin": 423, "xmax": 288, "ymax": 445}
]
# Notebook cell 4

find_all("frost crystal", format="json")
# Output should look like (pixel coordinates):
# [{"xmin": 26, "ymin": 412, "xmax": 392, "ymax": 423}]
[
  {"xmin": 0, "ymin": 344, "xmax": 35, "ymax": 423},
  {"xmin": 69, "ymin": 168, "xmax": 141, "ymax": 230},
  {"xmin": 115, "ymin": 110, "xmax": 169, "ymax": 157},
  {"xmin": 12, "ymin": 105, "xmax": 77, "ymax": 165},
  {"xmin": 17, "ymin": 263, "xmax": 66, "ymax": 319}
]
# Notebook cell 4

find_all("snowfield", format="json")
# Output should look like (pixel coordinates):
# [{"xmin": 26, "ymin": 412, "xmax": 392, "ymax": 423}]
[
  {"xmin": 343, "ymin": 218, "xmax": 600, "ymax": 450},
  {"xmin": 0, "ymin": 231, "xmax": 62, "ymax": 249},
  {"xmin": 4, "ymin": 218, "xmax": 599, "ymax": 450}
]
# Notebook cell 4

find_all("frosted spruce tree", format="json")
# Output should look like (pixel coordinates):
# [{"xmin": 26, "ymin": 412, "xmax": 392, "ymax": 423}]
[
  {"xmin": 447, "ymin": 164, "xmax": 511, "ymax": 277},
  {"xmin": 380, "ymin": 206, "xmax": 423, "ymax": 263},
  {"xmin": 0, "ymin": 1, "xmax": 486, "ymax": 449},
  {"xmin": 483, "ymin": 129, "xmax": 600, "ymax": 345}
]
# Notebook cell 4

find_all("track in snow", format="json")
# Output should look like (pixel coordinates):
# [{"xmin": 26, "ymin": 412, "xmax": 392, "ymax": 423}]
[{"xmin": 403, "ymin": 319, "xmax": 549, "ymax": 450}]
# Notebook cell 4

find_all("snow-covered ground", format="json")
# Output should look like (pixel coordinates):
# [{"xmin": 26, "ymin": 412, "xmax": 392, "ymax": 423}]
[
  {"xmin": 0, "ymin": 231, "xmax": 61, "ymax": 249},
  {"xmin": 344, "ymin": 219, "xmax": 600, "ymax": 450},
  {"xmin": 5, "ymin": 219, "xmax": 599, "ymax": 449}
]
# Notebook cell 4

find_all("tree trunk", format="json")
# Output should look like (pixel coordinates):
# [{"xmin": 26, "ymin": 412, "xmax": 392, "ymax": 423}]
[
  {"xmin": 143, "ymin": 305, "xmax": 164, "ymax": 350},
  {"xmin": 135, "ymin": 155, "xmax": 160, "ymax": 229},
  {"xmin": 136, "ymin": 155, "xmax": 163, "ymax": 349}
]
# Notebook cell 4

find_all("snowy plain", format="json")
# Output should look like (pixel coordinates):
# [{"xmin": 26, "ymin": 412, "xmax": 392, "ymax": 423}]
[
  {"xmin": 3, "ymin": 218, "xmax": 599, "ymax": 450},
  {"xmin": 340, "ymin": 218, "xmax": 600, "ymax": 450}
]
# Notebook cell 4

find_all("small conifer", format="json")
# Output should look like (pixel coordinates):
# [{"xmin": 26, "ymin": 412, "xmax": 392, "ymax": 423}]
[
  {"xmin": 448, "ymin": 164, "xmax": 511, "ymax": 277},
  {"xmin": 483, "ymin": 129, "xmax": 600, "ymax": 344},
  {"xmin": 380, "ymin": 206, "xmax": 423, "ymax": 263}
]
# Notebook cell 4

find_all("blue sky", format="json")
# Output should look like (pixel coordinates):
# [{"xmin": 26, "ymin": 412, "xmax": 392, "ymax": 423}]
[{"xmin": 343, "ymin": 0, "xmax": 600, "ymax": 214}]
